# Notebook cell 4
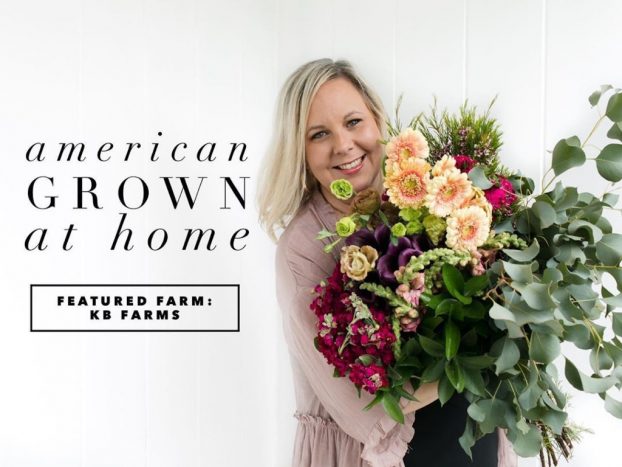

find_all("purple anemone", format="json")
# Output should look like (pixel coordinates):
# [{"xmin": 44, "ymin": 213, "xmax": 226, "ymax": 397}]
[{"xmin": 346, "ymin": 224, "xmax": 429, "ymax": 286}]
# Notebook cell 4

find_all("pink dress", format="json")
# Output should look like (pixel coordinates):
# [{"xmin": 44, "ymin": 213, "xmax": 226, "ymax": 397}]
[{"xmin": 275, "ymin": 189, "xmax": 518, "ymax": 467}]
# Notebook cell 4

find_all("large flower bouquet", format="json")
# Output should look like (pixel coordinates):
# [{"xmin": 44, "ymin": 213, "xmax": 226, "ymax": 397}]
[{"xmin": 312, "ymin": 86, "xmax": 622, "ymax": 465}]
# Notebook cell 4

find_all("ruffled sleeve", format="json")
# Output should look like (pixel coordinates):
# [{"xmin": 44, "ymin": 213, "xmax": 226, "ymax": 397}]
[{"xmin": 276, "ymin": 216, "xmax": 415, "ymax": 467}]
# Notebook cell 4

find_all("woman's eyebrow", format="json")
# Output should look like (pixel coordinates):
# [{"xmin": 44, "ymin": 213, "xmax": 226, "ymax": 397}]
[
  {"xmin": 343, "ymin": 110, "xmax": 363, "ymax": 119},
  {"xmin": 306, "ymin": 111, "xmax": 364, "ymax": 134}
]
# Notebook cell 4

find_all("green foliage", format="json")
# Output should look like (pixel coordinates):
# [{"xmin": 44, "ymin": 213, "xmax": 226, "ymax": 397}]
[{"xmin": 416, "ymin": 98, "xmax": 503, "ymax": 166}]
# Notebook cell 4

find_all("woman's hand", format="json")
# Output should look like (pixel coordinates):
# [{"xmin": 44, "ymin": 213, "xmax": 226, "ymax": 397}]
[{"xmin": 402, "ymin": 381, "xmax": 440, "ymax": 415}]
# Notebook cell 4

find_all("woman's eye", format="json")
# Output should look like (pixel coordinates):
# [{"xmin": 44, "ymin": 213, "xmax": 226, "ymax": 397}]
[
  {"xmin": 311, "ymin": 130, "xmax": 327, "ymax": 140},
  {"xmin": 347, "ymin": 118, "xmax": 362, "ymax": 127}
]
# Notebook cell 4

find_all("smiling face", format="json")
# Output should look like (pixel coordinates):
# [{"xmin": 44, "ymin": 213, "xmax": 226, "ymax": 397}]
[{"xmin": 305, "ymin": 77, "xmax": 383, "ymax": 212}]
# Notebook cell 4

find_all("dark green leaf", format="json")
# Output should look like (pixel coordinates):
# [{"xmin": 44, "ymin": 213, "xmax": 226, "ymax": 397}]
[
  {"xmin": 596, "ymin": 144, "xmax": 622, "ymax": 182},
  {"xmin": 613, "ymin": 313, "xmax": 622, "ymax": 336},
  {"xmin": 421, "ymin": 358, "xmax": 445, "ymax": 382},
  {"xmin": 445, "ymin": 319, "xmax": 460, "ymax": 360},
  {"xmin": 445, "ymin": 360, "xmax": 465, "ymax": 392},
  {"xmin": 552, "ymin": 137, "xmax": 586, "ymax": 176},
  {"xmin": 459, "ymin": 354, "xmax": 496, "ymax": 370},
  {"xmin": 438, "ymin": 373, "xmax": 455, "ymax": 406},
  {"xmin": 462, "ymin": 300, "xmax": 487, "ymax": 320},
  {"xmin": 462, "ymin": 368, "xmax": 487, "ymax": 396},
  {"xmin": 464, "ymin": 275, "xmax": 488, "ymax": 296},
  {"xmin": 363, "ymin": 392, "xmax": 383, "ymax": 411},
  {"xmin": 382, "ymin": 393, "xmax": 404, "ymax": 423},
  {"xmin": 436, "ymin": 298, "xmax": 462, "ymax": 317},
  {"xmin": 442, "ymin": 264, "xmax": 471, "ymax": 304},
  {"xmin": 419, "ymin": 335, "xmax": 444, "ymax": 358}
]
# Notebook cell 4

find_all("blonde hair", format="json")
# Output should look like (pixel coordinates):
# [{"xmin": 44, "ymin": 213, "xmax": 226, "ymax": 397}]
[{"xmin": 257, "ymin": 58, "xmax": 386, "ymax": 242}]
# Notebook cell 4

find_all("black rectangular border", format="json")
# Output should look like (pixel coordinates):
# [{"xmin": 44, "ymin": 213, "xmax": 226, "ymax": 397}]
[{"xmin": 30, "ymin": 284, "xmax": 240, "ymax": 332}]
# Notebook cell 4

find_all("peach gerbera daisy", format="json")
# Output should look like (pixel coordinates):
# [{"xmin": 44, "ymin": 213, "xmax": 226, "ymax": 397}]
[
  {"xmin": 431, "ymin": 155, "xmax": 460, "ymax": 177},
  {"xmin": 426, "ymin": 170, "xmax": 474, "ymax": 217},
  {"xmin": 386, "ymin": 128, "xmax": 429, "ymax": 168},
  {"xmin": 461, "ymin": 187, "xmax": 493, "ymax": 223},
  {"xmin": 446, "ymin": 206, "xmax": 490, "ymax": 251},
  {"xmin": 384, "ymin": 158, "xmax": 431, "ymax": 209}
]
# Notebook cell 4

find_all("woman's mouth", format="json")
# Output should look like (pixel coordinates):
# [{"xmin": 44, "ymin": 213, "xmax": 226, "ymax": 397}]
[{"xmin": 334, "ymin": 155, "xmax": 365, "ymax": 174}]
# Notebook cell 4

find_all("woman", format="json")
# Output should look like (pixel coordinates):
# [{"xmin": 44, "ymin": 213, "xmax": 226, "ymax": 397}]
[{"xmin": 258, "ymin": 59, "xmax": 517, "ymax": 467}]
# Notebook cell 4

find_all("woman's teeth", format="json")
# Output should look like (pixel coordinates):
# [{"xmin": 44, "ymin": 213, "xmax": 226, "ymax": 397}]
[{"xmin": 337, "ymin": 156, "xmax": 364, "ymax": 170}]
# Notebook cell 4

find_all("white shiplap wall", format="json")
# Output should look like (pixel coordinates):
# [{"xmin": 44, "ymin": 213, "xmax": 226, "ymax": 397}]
[{"xmin": 0, "ymin": 1, "xmax": 620, "ymax": 467}]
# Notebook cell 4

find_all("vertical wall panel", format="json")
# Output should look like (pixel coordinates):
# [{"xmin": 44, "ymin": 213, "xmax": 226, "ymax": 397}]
[
  {"xmin": 276, "ymin": 0, "xmax": 335, "ymax": 84},
  {"xmin": 395, "ymin": 0, "xmax": 466, "ymax": 119},
  {"xmin": 332, "ymin": 0, "xmax": 397, "ymax": 114},
  {"xmin": 466, "ymin": 0, "xmax": 544, "ymax": 181}
]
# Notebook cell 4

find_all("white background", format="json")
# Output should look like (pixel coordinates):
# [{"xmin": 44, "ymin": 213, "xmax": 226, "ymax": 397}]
[{"xmin": 1, "ymin": 0, "xmax": 621, "ymax": 466}]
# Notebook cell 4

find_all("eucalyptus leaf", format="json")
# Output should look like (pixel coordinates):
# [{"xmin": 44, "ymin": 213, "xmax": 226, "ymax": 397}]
[
  {"xmin": 520, "ymin": 283, "xmax": 556, "ymax": 310},
  {"xmin": 495, "ymin": 338, "xmax": 520, "ymax": 375},
  {"xmin": 606, "ymin": 92, "xmax": 622, "ymax": 122},
  {"xmin": 551, "ymin": 137, "xmax": 586, "ymax": 176},
  {"xmin": 589, "ymin": 84, "xmax": 613, "ymax": 106},
  {"xmin": 468, "ymin": 165, "xmax": 494, "ymax": 189},
  {"xmin": 568, "ymin": 219, "xmax": 603, "ymax": 244},
  {"xmin": 596, "ymin": 233, "xmax": 622, "ymax": 266},
  {"xmin": 503, "ymin": 261, "xmax": 534, "ymax": 283},
  {"xmin": 605, "ymin": 394, "xmax": 622, "ymax": 419},
  {"xmin": 529, "ymin": 331, "xmax": 561, "ymax": 364},
  {"xmin": 458, "ymin": 418, "xmax": 475, "ymax": 460},
  {"xmin": 607, "ymin": 122, "xmax": 622, "ymax": 142},
  {"xmin": 531, "ymin": 201, "xmax": 557, "ymax": 229},
  {"xmin": 503, "ymin": 239, "xmax": 540, "ymax": 262},
  {"xmin": 564, "ymin": 358, "xmax": 617, "ymax": 393},
  {"xmin": 507, "ymin": 423, "xmax": 543, "ymax": 457},
  {"xmin": 596, "ymin": 144, "xmax": 622, "ymax": 182}
]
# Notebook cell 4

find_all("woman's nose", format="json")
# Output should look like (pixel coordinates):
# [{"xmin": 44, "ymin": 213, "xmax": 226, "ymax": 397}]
[{"xmin": 332, "ymin": 128, "xmax": 354, "ymax": 156}]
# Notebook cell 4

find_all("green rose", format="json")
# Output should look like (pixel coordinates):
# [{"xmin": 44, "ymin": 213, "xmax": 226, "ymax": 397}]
[
  {"xmin": 336, "ymin": 216, "xmax": 356, "ymax": 237},
  {"xmin": 399, "ymin": 207, "xmax": 423, "ymax": 222},
  {"xmin": 391, "ymin": 222, "xmax": 407, "ymax": 238},
  {"xmin": 330, "ymin": 179, "xmax": 354, "ymax": 200},
  {"xmin": 406, "ymin": 220, "xmax": 424, "ymax": 235},
  {"xmin": 423, "ymin": 214, "xmax": 447, "ymax": 245}
]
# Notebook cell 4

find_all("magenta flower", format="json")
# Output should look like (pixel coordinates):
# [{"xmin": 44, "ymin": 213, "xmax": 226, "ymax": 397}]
[
  {"xmin": 484, "ymin": 177, "xmax": 516, "ymax": 211},
  {"xmin": 453, "ymin": 155, "xmax": 476, "ymax": 173}
]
